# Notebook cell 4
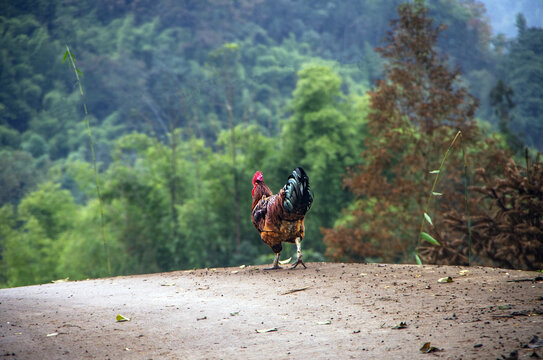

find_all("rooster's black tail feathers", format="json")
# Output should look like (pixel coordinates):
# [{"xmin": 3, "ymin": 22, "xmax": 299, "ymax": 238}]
[{"xmin": 283, "ymin": 167, "xmax": 313, "ymax": 215}]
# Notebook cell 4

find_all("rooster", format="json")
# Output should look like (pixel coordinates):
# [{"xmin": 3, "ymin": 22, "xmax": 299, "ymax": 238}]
[{"xmin": 251, "ymin": 167, "xmax": 313, "ymax": 270}]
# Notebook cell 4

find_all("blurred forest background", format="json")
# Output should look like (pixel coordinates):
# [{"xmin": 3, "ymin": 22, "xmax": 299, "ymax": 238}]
[{"xmin": 1, "ymin": 0, "xmax": 542, "ymax": 288}]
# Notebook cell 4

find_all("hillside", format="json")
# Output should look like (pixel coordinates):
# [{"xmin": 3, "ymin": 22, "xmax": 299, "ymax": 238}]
[
  {"xmin": 1, "ymin": 0, "xmax": 543, "ymax": 289},
  {"xmin": 1, "ymin": 263, "xmax": 542, "ymax": 359}
]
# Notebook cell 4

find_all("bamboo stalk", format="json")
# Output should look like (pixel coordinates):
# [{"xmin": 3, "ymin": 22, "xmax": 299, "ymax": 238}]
[{"xmin": 64, "ymin": 45, "xmax": 111, "ymax": 275}]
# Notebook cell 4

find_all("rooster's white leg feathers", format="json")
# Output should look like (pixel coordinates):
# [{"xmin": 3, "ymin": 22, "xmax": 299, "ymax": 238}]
[{"xmin": 290, "ymin": 237, "xmax": 307, "ymax": 269}]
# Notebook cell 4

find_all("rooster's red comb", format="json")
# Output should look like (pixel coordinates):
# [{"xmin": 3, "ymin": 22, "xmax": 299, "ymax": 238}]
[{"xmin": 252, "ymin": 171, "xmax": 263, "ymax": 185}]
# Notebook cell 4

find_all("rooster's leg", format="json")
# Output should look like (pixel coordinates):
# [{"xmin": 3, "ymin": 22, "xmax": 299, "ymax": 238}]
[
  {"xmin": 290, "ymin": 237, "xmax": 307, "ymax": 269},
  {"xmin": 264, "ymin": 253, "xmax": 282, "ymax": 270}
]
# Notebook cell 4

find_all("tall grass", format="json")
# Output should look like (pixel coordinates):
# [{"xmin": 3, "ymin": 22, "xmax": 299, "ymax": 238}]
[
  {"xmin": 415, "ymin": 130, "xmax": 472, "ymax": 266},
  {"xmin": 63, "ymin": 45, "xmax": 111, "ymax": 274}
]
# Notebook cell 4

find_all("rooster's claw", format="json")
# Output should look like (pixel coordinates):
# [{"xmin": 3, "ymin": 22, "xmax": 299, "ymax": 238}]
[{"xmin": 290, "ymin": 258, "xmax": 307, "ymax": 269}]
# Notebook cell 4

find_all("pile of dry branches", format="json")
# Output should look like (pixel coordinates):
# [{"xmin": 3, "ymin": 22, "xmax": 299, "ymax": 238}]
[{"xmin": 422, "ymin": 152, "xmax": 543, "ymax": 270}]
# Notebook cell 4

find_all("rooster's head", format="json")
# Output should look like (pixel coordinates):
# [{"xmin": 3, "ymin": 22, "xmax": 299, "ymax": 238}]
[{"xmin": 252, "ymin": 171, "xmax": 263, "ymax": 186}]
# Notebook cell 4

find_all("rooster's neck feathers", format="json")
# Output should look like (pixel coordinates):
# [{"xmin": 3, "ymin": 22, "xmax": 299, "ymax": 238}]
[{"xmin": 252, "ymin": 182, "xmax": 272, "ymax": 210}]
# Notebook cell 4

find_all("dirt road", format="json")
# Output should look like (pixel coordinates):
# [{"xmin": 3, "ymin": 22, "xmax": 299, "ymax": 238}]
[{"xmin": 1, "ymin": 263, "xmax": 542, "ymax": 359}]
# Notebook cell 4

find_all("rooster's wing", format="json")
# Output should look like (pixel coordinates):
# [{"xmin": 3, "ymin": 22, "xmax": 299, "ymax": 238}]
[{"xmin": 252, "ymin": 195, "xmax": 270, "ymax": 232}]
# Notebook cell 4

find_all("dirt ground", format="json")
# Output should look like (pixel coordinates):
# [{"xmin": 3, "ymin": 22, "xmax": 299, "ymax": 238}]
[{"xmin": 1, "ymin": 262, "xmax": 542, "ymax": 359}]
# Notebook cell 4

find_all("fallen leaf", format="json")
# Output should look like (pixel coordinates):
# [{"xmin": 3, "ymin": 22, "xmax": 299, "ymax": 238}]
[
  {"xmin": 458, "ymin": 270, "xmax": 469, "ymax": 276},
  {"xmin": 239, "ymin": 265, "xmax": 246, "ymax": 269},
  {"xmin": 281, "ymin": 287, "xmax": 310, "ymax": 295},
  {"xmin": 438, "ymin": 276, "xmax": 453, "ymax": 283},
  {"xmin": 420, "ymin": 342, "xmax": 441, "ymax": 353},
  {"xmin": 316, "ymin": 320, "xmax": 331, "ymax": 325},
  {"xmin": 230, "ymin": 312, "xmax": 239, "ymax": 316},
  {"xmin": 160, "ymin": 282, "xmax": 175, "ymax": 286},
  {"xmin": 52, "ymin": 277, "xmax": 69, "ymax": 283},
  {"xmin": 278, "ymin": 257, "xmax": 292, "ymax": 265},
  {"xmin": 256, "ymin": 328, "xmax": 277, "ymax": 333},
  {"xmin": 392, "ymin": 322, "xmax": 407, "ymax": 329},
  {"xmin": 498, "ymin": 304, "xmax": 513, "ymax": 310},
  {"xmin": 359, "ymin": 273, "xmax": 368, "ymax": 276},
  {"xmin": 231, "ymin": 270, "xmax": 239, "ymax": 274},
  {"xmin": 46, "ymin": 332, "xmax": 58, "ymax": 337},
  {"xmin": 116, "ymin": 314, "xmax": 130, "ymax": 322}
]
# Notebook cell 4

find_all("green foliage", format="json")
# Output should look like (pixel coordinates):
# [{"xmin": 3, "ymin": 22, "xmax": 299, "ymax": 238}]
[
  {"xmin": 500, "ymin": 21, "xmax": 543, "ymax": 150},
  {"xmin": 428, "ymin": 0, "xmax": 492, "ymax": 72},
  {"xmin": 0, "ymin": 125, "xmax": 20, "ymax": 149},
  {"xmin": 0, "ymin": 0, "xmax": 528, "ymax": 286},
  {"xmin": 281, "ymin": 65, "xmax": 367, "ymax": 252},
  {"xmin": 0, "ymin": 150, "xmax": 43, "ymax": 205},
  {"xmin": 0, "ymin": 182, "xmax": 76, "ymax": 287},
  {"xmin": 0, "ymin": 15, "xmax": 64, "ymax": 132},
  {"xmin": 489, "ymin": 79, "xmax": 524, "ymax": 155}
]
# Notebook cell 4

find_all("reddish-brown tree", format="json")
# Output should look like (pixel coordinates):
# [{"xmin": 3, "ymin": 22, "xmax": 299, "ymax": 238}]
[{"xmin": 323, "ymin": 2, "xmax": 507, "ymax": 264}]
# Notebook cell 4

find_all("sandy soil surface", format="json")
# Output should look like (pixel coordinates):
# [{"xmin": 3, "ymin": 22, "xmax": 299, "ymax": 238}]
[{"xmin": 1, "ymin": 262, "xmax": 542, "ymax": 359}]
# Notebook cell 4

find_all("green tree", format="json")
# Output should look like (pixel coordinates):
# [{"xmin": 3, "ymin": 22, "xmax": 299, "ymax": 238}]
[
  {"xmin": 100, "ymin": 132, "xmax": 186, "ymax": 273},
  {"xmin": 56, "ymin": 198, "xmax": 134, "ymax": 280},
  {"xmin": 516, "ymin": 13, "xmax": 527, "ymax": 36},
  {"xmin": 280, "ymin": 64, "xmax": 366, "ymax": 254},
  {"xmin": 0, "ymin": 150, "xmax": 43, "ymax": 206},
  {"xmin": 501, "ymin": 15, "xmax": 543, "ymax": 151},
  {"xmin": 0, "ymin": 15, "xmax": 63, "ymax": 132},
  {"xmin": 0, "ymin": 125, "xmax": 20, "ymax": 149},
  {"xmin": 207, "ymin": 43, "xmax": 246, "ymax": 252},
  {"xmin": 489, "ymin": 79, "xmax": 523, "ymax": 154},
  {"xmin": 30, "ymin": 89, "xmax": 87, "ymax": 160},
  {"xmin": 207, "ymin": 124, "xmax": 277, "ymax": 266},
  {"xmin": 429, "ymin": 0, "xmax": 492, "ymax": 73},
  {"xmin": 0, "ymin": 182, "xmax": 76, "ymax": 287}
]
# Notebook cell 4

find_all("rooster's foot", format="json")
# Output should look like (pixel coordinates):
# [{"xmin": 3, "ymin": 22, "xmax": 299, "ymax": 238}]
[
  {"xmin": 264, "ymin": 264, "xmax": 283, "ymax": 270},
  {"xmin": 264, "ymin": 253, "xmax": 282, "ymax": 270},
  {"xmin": 290, "ymin": 258, "xmax": 307, "ymax": 269}
]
